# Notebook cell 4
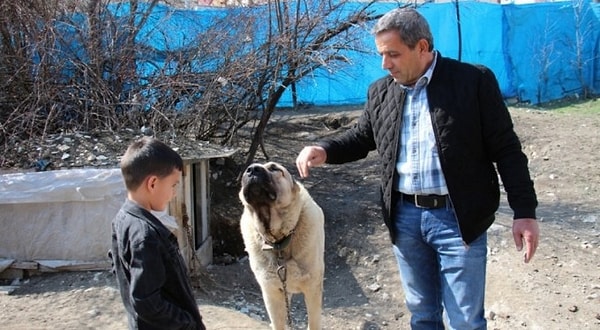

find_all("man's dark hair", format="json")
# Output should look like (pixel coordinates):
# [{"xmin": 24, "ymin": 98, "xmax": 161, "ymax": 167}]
[
  {"xmin": 372, "ymin": 7, "xmax": 434, "ymax": 51},
  {"xmin": 120, "ymin": 137, "xmax": 184, "ymax": 191}
]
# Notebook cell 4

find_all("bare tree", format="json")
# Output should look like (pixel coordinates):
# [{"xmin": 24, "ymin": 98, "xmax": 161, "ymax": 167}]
[
  {"xmin": 530, "ymin": 15, "xmax": 559, "ymax": 105},
  {"xmin": 0, "ymin": 0, "xmax": 385, "ymax": 170},
  {"xmin": 570, "ymin": 0, "xmax": 597, "ymax": 99},
  {"xmin": 236, "ymin": 0, "xmax": 382, "ymax": 170},
  {"xmin": 0, "ymin": 0, "xmax": 160, "ymax": 154}
]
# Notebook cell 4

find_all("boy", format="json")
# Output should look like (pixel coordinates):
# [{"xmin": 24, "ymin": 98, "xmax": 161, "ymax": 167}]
[{"xmin": 110, "ymin": 137, "xmax": 206, "ymax": 330}]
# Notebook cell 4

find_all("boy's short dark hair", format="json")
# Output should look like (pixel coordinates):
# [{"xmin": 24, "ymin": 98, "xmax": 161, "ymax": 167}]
[{"xmin": 120, "ymin": 137, "xmax": 184, "ymax": 191}]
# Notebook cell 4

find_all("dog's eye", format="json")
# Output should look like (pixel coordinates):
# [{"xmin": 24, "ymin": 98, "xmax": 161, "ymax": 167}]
[{"xmin": 267, "ymin": 164, "xmax": 282, "ymax": 173}]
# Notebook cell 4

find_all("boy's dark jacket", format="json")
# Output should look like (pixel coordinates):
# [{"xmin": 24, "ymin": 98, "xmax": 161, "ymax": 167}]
[
  {"xmin": 319, "ymin": 54, "xmax": 537, "ymax": 245},
  {"xmin": 110, "ymin": 199, "xmax": 205, "ymax": 330}
]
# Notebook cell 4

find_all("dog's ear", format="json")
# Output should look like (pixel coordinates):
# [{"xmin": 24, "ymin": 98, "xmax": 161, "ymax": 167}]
[{"xmin": 291, "ymin": 175, "xmax": 301, "ymax": 195}]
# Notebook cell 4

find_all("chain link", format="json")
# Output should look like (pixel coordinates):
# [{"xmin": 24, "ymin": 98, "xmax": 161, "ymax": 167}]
[
  {"xmin": 181, "ymin": 202, "xmax": 199, "ymax": 279},
  {"xmin": 276, "ymin": 251, "xmax": 293, "ymax": 329}
]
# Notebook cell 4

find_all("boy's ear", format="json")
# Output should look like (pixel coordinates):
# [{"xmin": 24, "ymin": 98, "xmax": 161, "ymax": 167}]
[{"xmin": 146, "ymin": 176, "xmax": 158, "ymax": 191}]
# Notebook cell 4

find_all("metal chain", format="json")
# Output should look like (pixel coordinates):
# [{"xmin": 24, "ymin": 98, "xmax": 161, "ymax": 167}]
[
  {"xmin": 276, "ymin": 250, "xmax": 293, "ymax": 329},
  {"xmin": 181, "ymin": 202, "xmax": 199, "ymax": 278}
]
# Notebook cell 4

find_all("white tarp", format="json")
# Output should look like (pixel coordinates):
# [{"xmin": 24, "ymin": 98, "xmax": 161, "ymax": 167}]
[{"xmin": 0, "ymin": 168, "xmax": 125, "ymax": 269}]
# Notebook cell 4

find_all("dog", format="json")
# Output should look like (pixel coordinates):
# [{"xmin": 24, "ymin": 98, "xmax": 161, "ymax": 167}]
[{"xmin": 239, "ymin": 161, "xmax": 324, "ymax": 330}]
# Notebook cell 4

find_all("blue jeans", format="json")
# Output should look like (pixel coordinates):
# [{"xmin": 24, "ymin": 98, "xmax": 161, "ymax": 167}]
[{"xmin": 392, "ymin": 197, "xmax": 487, "ymax": 330}]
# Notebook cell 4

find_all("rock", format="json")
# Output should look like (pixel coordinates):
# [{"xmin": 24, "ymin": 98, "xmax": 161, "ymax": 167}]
[
  {"xmin": 367, "ymin": 283, "xmax": 381, "ymax": 292},
  {"xmin": 57, "ymin": 144, "xmax": 70, "ymax": 152},
  {"xmin": 86, "ymin": 309, "xmax": 100, "ymax": 317}
]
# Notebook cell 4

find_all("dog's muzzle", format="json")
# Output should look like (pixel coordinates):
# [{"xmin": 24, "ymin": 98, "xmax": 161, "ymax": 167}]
[{"xmin": 242, "ymin": 165, "xmax": 276, "ymax": 203}]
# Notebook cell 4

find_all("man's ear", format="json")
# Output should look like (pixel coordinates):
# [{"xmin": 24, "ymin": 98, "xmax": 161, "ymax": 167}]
[{"xmin": 418, "ymin": 38, "xmax": 429, "ymax": 53}]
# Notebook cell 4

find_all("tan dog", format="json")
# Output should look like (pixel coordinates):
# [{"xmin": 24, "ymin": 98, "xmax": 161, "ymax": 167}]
[{"xmin": 239, "ymin": 162, "xmax": 324, "ymax": 330}]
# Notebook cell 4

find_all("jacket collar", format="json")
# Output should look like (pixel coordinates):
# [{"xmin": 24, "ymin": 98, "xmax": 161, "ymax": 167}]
[{"xmin": 122, "ymin": 199, "xmax": 175, "ymax": 241}]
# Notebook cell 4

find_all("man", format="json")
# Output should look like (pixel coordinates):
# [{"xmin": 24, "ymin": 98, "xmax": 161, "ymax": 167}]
[{"xmin": 295, "ymin": 7, "xmax": 539, "ymax": 330}]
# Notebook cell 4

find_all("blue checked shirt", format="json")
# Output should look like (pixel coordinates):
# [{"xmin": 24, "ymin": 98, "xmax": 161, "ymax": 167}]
[{"xmin": 395, "ymin": 52, "xmax": 449, "ymax": 195}]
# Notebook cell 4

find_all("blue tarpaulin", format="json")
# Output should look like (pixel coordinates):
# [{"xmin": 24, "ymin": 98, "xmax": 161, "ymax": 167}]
[{"xmin": 105, "ymin": 1, "xmax": 599, "ymax": 106}]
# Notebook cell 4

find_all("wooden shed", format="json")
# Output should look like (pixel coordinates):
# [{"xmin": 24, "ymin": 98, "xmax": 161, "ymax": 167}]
[{"xmin": 168, "ymin": 147, "xmax": 236, "ymax": 274}]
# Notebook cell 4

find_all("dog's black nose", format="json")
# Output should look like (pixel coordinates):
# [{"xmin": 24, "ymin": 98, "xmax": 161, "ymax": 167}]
[
  {"xmin": 246, "ymin": 164, "xmax": 265, "ymax": 176},
  {"xmin": 246, "ymin": 164, "xmax": 258, "ymax": 173}
]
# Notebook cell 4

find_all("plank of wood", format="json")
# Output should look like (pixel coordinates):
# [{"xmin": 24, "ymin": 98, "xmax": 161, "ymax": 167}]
[
  {"xmin": 10, "ymin": 261, "xmax": 38, "ymax": 270},
  {"xmin": 0, "ymin": 285, "xmax": 19, "ymax": 295}
]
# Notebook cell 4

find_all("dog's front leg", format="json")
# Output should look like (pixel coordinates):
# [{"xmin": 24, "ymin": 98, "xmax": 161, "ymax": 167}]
[
  {"xmin": 304, "ymin": 281, "xmax": 323, "ymax": 330},
  {"xmin": 261, "ymin": 284, "xmax": 290, "ymax": 330}
]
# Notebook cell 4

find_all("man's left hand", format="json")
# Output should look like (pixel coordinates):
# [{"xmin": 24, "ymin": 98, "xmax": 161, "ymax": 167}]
[{"xmin": 512, "ymin": 218, "xmax": 540, "ymax": 263}]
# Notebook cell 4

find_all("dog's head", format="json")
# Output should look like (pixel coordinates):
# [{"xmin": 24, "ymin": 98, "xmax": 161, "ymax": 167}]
[{"xmin": 239, "ymin": 162, "xmax": 299, "ymax": 209}]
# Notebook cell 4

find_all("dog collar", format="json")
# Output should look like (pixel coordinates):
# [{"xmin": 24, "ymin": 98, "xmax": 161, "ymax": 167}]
[{"xmin": 262, "ymin": 230, "xmax": 295, "ymax": 251}]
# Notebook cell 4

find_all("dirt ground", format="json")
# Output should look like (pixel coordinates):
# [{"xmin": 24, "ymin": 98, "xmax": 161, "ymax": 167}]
[{"xmin": 1, "ymin": 102, "xmax": 600, "ymax": 330}]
